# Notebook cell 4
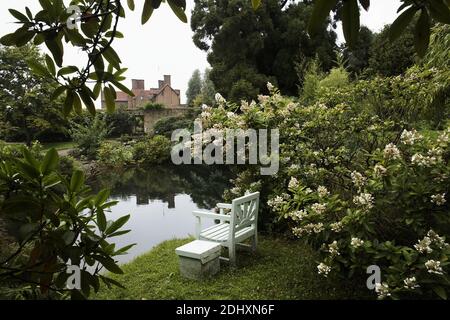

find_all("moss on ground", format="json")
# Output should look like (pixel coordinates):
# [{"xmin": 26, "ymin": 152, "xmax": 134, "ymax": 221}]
[{"xmin": 94, "ymin": 236, "xmax": 373, "ymax": 300}]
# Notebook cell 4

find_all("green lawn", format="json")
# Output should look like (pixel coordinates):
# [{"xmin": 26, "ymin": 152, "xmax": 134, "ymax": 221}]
[
  {"xmin": 42, "ymin": 141, "xmax": 76, "ymax": 151},
  {"xmin": 94, "ymin": 236, "xmax": 372, "ymax": 300}
]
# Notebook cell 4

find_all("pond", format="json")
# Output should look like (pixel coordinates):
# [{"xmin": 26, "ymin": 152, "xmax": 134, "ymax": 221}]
[{"xmin": 91, "ymin": 165, "xmax": 233, "ymax": 264}]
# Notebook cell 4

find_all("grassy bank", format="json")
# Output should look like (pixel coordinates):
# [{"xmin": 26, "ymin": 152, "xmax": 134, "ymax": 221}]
[{"xmin": 94, "ymin": 236, "xmax": 372, "ymax": 300}]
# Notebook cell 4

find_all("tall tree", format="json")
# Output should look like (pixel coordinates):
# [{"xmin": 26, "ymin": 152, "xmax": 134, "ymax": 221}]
[
  {"xmin": 343, "ymin": 26, "xmax": 374, "ymax": 76},
  {"xmin": 367, "ymin": 24, "xmax": 416, "ymax": 77},
  {"xmin": 200, "ymin": 68, "xmax": 216, "ymax": 106},
  {"xmin": 0, "ymin": 45, "xmax": 67, "ymax": 145},
  {"xmin": 186, "ymin": 69, "xmax": 202, "ymax": 106},
  {"xmin": 191, "ymin": 0, "xmax": 337, "ymax": 101}
]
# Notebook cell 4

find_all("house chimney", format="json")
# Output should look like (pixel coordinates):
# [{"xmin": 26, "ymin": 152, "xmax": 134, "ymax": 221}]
[
  {"xmin": 158, "ymin": 80, "xmax": 164, "ymax": 88},
  {"xmin": 132, "ymin": 79, "xmax": 145, "ymax": 90},
  {"xmin": 164, "ymin": 75, "xmax": 171, "ymax": 87}
]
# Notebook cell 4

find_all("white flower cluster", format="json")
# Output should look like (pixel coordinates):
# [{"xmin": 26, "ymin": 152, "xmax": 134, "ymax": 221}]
[
  {"xmin": 437, "ymin": 130, "xmax": 449, "ymax": 145},
  {"xmin": 351, "ymin": 171, "xmax": 366, "ymax": 189},
  {"xmin": 414, "ymin": 236, "xmax": 433, "ymax": 253},
  {"xmin": 411, "ymin": 153, "xmax": 440, "ymax": 167},
  {"xmin": 330, "ymin": 221, "xmax": 343, "ymax": 232},
  {"xmin": 353, "ymin": 193, "xmax": 374, "ymax": 211},
  {"xmin": 400, "ymin": 129, "xmax": 422, "ymax": 145},
  {"xmin": 267, "ymin": 82, "xmax": 275, "ymax": 92},
  {"xmin": 288, "ymin": 177, "xmax": 300, "ymax": 190},
  {"xmin": 267, "ymin": 195, "xmax": 284, "ymax": 210},
  {"xmin": 383, "ymin": 143, "xmax": 401, "ymax": 160},
  {"xmin": 431, "ymin": 193, "xmax": 446, "ymax": 206},
  {"xmin": 328, "ymin": 241, "xmax": 340, "ymax": 256},
  {"xmin": 414, "ymin": 230, "xmax": 448, "ymax": 254},
  {"xmin": 311, "ymin": 203, "xmax": 327, "ymax": 215},
  {"xmin": 317, "ymin": 186, "xmax": 329, "ymax": 198},
  {"xmin": 350, "ymin": 237, "xmax": 364, "ymax": 249},
  {"xmin": 403, "ymin": 277, "xmax": 419, "ymax": 290},
  {"xmin": 292, "ymin": 223, "xmax": 324, "ymax": 236},
  {"xmin": 215, "ymin": 93, "xmax": 226, "ymax": 104},
  {"xmin": 317, "ymin": 262, "xmax": 331, "ymax": 277},
  {"xmin": 289, "ymin": 210, "xmax": 308, "ymax": 221},
  {"xmin": 375, "ymin": 283, "xmax": 391, "ymax": 299},
  {"xmin": 373, "ymin": 164, "xmax": 387, "ymax": 177},
  {"xmin": 425, "ymin": 260, "xmax": 444, "ymax": 275}
]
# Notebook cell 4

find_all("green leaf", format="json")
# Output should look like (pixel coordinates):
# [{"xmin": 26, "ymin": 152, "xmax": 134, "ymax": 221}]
[
  {"xmin": 113, "ymin": 244, "xmax": 136, "ymax": 256},
  {"xmin": 95, "ymin": 256, "xmax": 123, "ymax": 274},
  {"xmin": 95, "ymin": 189, "xmax": 111, "ymax": 206},
  {"xmin": 79, "ymin": 86, "xmax": 96, "ymax": 115},
  {"xmin": 40, "ymin": 148, "xmax": 59, "ymax": 175},
  {"xmin": 0, "ymin": 33, "xmax": 17, "ymax": 46},
  {"xmin": 104, "ymin": 86, "xmax": 116, "ymax": 113},
  {"xmin": 45, "ymin": 54, "xmax": 56, "ymax": 76},
  {"xmin": 97, "ymin": 210, "xmax": 107, "ymax": 232},
  {"xmin": 432, "ymin": 286, "xmax": 447, "ymax": 300},
  {"xmin": 73, "ymin": 93, "xmax": 82, "ymax": 115},
  {"xmin": 142, "ymin": 0, "xmax": 154, "ymax": 24},
  {"xmin": 428, "ymin": 0, "xmax": 450, "ymax": 24},
  {"xmin": 359, "ymin": 0, "xmax": 370, "ymax": 11},
  {"xmin": 51, "ymin": 86, "xmax": 66, "ymax": 101},
  {"xmin": 70, "ymin": 170, "xmax": 85, "ymax": 192},
  {"xmin": 102, "ymin": 46, "xmax": 122, "ymax": 70},
  {"xmin": 308, "ymin": 0, "xmax": 338, "ymax": 35},
  {"xmin": 9, "ymin": 9, "xmax": 29, "ymax": 22},
  {"xmin": 111, "ymin": 80, "xmax": 135, "ymax": 97},
  {"xmin": 57, "ymin": 66, "xmax": 79, "ymax": 77},
  {"xmin": 251, "ymin": 0, "xmax": 261, "ymax": 10},
  {"xmin": 128, "ymin": 0, "xmax": 135, "ymax": 11},
  {"xmin": 389, "ymin": 6, "xmax": 417, "ymax": 42},
  {"xmin": 342, "ymin": 0, "xmax": 360, "ymax": 48},
  {"xmin": 415, "ymin": 9, "xmax": 431, "ymax": 57},
  {"xmin": 167, "ymin": 0, "xmax": 188, "ymax": 23},
  {"xmin": 63, "ymin": 90, "xmax": 74, "ymax": 116},
  {"xmin": 106, "ymin": 215, "xmax": 131, "ymax": 235},
  {"xmin": 27, "ymin": 60, "xmax": 49, "ymax": 77},
  {"xmin": 45, "ymin": 37, "xmax": 64, "ymax": 67}
]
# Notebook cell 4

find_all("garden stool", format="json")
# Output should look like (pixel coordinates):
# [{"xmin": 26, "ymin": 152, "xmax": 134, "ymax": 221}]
[{"xmin": 175, "ymin": 240, "xmax": 221, "ymax": 280}]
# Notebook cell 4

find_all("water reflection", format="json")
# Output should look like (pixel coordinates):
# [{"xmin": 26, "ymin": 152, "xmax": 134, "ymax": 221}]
[{"xmin": 91, "ymin": 165, "xmax": 232, "ymax": 263}]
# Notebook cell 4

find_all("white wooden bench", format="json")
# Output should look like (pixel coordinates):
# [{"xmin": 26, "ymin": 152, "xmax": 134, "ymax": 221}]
[{"xmin": 192, "ymin": 192, "xmax": 260, "ymax": 266}]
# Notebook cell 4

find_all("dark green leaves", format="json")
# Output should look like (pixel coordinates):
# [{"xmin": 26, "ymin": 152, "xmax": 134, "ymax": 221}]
[
  {"xmin": 103, "ymin": 86, "xmax": 116, "ymax": 113},
  {"xmin": 252, "ymin": 0, "xmax": 262, "ymax": 10},
  {"xmin": 342, "ymin": 0, "xmax": 360, "ymax": 47},
  {"xmin": 389, "ymin": 7, "xmax": 417, "ymax": 42},
  {"xmin": 40, "ymin": 149, "xmax": 59, "ymax": 175},
  {"xmin": 70, "ymin": 170, "xmax": 85, "ymax": 193},
  {"xmin": 127, "ymin": 0, "xmax": 135, "ymax": 11},
  {"xmin": 8, "ymin": 9, "xmax": 29, "ymax": 22},
  {"xmin": 168, "ymin": 0, "xmax": 188, "ymax": 23},
  {"xmin": 308, "ymin": 0, "xmax": 338, "ymax": 35},
  {"xmin": 142, "ymin": 0, "xmax": 154, "ymax": 24},
  {"xmin": 415, "ymin": 9, "xmax": 431, "ymax": 57},
  {"xmin": 428, "ymin": 0, "xmax": 450, "ymax": 24},
  {"xmin": 105, "ymin": 215, "xmax": 131, "ymax": 236}
]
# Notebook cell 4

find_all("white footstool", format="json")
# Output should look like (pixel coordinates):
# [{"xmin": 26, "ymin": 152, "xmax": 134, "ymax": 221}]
[{"xmin": 175, "ymin": 240, "xmax": 221, "ymax": 280}]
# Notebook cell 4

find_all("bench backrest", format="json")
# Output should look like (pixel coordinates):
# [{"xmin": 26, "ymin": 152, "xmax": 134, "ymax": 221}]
[{"xmin": 230, "ymin": 192, "xmax": 260, "ymax": 233}]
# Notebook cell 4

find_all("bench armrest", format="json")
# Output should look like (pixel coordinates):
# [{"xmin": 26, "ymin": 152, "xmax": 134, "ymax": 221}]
[
  {"xmin": 192, "ymin": 210, "xmax": 231, "ymax": 221},
  {"xmin": 217, "ymin": 203, "xmax": 232, "ymax": 210}
]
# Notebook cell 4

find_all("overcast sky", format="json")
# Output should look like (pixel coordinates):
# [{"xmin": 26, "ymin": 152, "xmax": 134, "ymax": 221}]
[{"xmin": 0, "ymin": 0, "xmax": 401, "ymax": 105}]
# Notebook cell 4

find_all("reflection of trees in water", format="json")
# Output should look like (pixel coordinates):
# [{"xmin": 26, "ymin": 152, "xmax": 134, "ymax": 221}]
[{"xmin": 91, "ymin": 165, "xmax": 233, "ymax": 209}]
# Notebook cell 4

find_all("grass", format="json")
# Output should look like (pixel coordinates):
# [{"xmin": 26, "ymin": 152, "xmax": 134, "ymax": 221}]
[
  {"xmin": 94, "ymin": 236, "xmax": 373, "ymax": 300},
  {"xmin": 42, "ymin": 141, "xmax": 76, "ymax": 151}
]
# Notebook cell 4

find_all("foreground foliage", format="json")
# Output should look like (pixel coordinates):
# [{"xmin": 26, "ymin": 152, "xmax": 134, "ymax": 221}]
[
  {"xmin": 94, "ymin": 237, "xmax": 370, "ymax": 300},
  {"xmin": 0, "ymin": 147, "xmax": 133, "ymax": 299}
]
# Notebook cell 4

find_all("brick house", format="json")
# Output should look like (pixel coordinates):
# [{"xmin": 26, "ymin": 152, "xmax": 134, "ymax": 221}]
[{"xmin": 101, "ymin": 75, "xmax": 181, "ymax": 110}]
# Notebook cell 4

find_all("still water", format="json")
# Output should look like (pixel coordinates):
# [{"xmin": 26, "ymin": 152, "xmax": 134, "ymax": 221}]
[{"xmin": 91, "ymin": 165, "xmax": 232, "ymax": 264}]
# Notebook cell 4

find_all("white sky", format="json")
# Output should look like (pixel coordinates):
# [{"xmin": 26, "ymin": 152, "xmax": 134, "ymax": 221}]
[{"xmin": 0, "ymin": 0, "xmax": 401, "ymax": 105}]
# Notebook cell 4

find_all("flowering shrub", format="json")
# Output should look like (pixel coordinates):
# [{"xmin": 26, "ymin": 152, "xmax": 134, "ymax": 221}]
[
  {"xmin": 200, "ymin": 66, "xmax": 450, "ymax": 298},
  {"xmin": 97, "ymin": 141, "xmax": 134, "ymax": 168}
]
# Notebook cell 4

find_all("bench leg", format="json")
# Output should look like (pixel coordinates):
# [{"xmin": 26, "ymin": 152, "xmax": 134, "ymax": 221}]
[
  {"xmin": 252, "ymin": 233, "xmax": 258, "ymax": 252},
  {"xmin": 228, "ymin": 246, "xmax": 236, "ymax": 267}
]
